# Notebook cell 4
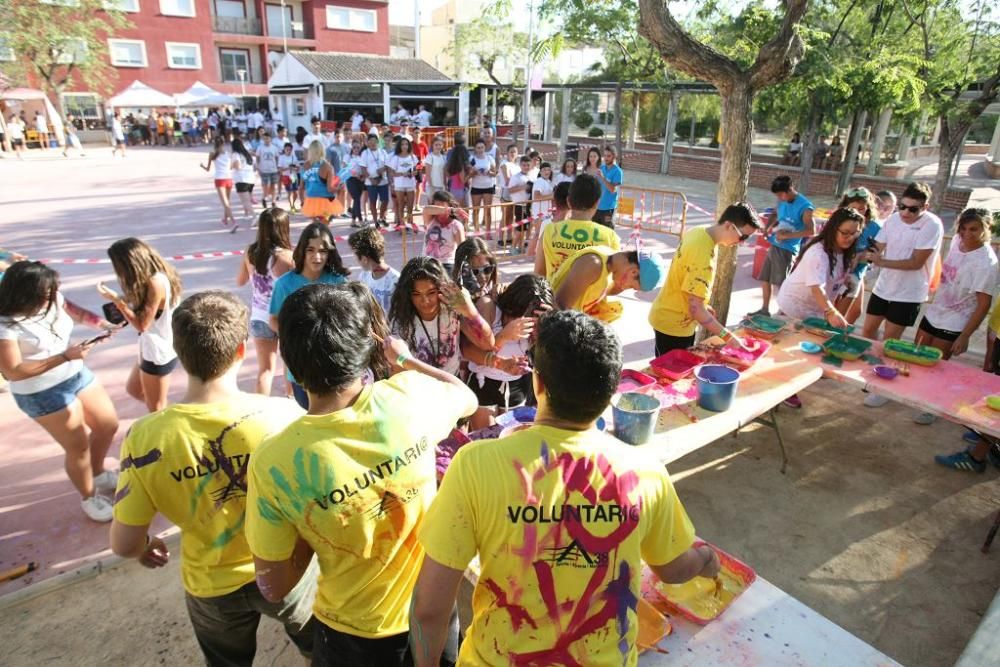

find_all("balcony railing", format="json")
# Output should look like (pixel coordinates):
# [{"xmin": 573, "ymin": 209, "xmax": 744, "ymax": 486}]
[{"xmin": 213, "ymin": 16, "xmax": 263, "ymax": 36}]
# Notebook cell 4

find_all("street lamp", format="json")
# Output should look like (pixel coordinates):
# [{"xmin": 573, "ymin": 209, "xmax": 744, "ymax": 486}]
[{"xmin": 237, "ymin": 68, "xmax": 247, "ymax": 110}]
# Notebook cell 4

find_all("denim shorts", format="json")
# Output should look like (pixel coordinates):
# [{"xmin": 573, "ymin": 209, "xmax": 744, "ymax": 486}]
[
  {"xmin": 249, "ymin": 319, "xmax": 277, "ymax": 340},
  {"xmin": 259, "ymin": 172, "xmax": 278, "ymax": 186},
  {"xmin": 14, "ymin": 366, "xmax": 95, "ymax": 419},
  {"xmin": 366, "ymin": 184, "xmax": 390, "ymax": 203}
]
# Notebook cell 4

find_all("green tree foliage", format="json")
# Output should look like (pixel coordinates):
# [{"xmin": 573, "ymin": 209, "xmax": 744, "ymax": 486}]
[
  {"xmin": 0, "ymin": 0, "xmax": 132, "ymax": 112},
  {"xmin": 449, "ymin": 14, "xmax": 529, "ymax": 106}
]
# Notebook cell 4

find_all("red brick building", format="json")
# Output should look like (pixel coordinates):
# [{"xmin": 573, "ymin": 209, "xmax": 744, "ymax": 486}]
[{"xmin": 56, "ymin": 0, "xmax": 389, "ymax": 119}]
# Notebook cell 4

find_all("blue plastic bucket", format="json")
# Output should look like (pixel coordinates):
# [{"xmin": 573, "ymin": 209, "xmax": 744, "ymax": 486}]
[
  {"xmin": 612, "ymin": 392, "xmax": 660, "ymax": 445},
  {"xmin": 695, "ymin": 365, "xmax": 741, "ymax": 412}
]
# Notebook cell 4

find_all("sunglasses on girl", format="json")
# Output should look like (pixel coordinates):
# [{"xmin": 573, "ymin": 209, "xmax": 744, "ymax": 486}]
[
  {"xmin": 897, "ymin": 203, "xmax": 923, "ymax": 214},
  {"xmin": 470, "ymin": 265, "xmax": 495, "ymax": 276}
]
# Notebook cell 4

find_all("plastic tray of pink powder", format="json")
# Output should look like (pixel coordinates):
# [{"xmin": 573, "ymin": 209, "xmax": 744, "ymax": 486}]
[
  {"xmin": 618, "ymin": 369, "xmax": 658, "ymax": 394},
  {"xmin": 716, "ymin": 337, "xmax": 771, "ymax": 370},
  {"xmin": 649, "ymin": 349, "xmax": 706, "ymax": 381}
]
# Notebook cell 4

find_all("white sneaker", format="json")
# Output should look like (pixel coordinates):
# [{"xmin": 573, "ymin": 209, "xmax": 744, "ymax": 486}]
[
  {"xmin": 93, "ymin": 470, "xmax": 119, "ymax": 493},
  {"xmin": 81, "ymin": 495, "xmax": 114, "ymax": 522},
  {"xmin": 864, "ymin": 393, "xmax": 891, "ymax": 408}
]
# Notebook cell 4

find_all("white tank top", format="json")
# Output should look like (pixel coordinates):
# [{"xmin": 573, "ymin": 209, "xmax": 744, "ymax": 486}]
[
  {"xmin": 213, "ymin": 151, "xmax": 232, "ymax": 180},
  {"xmin": 138, "ymin": 273, "xmax": 177, "ymax": 365}
]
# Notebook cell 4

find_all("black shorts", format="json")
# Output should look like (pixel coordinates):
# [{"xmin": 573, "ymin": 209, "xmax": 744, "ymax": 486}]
[
  {"xmin": 593, "ymin": 208, "xmax": 615, "ymax": 229},
  {"xmin": 139, "ymin": 356, "xmax": 179, "ymax": 376},
  {"xmin": 12, "ymin": 138, "xmax": 24, "ymax": 147},
  {"xmin": 918, "ymin": 316, "xmax": 961, "ymax": 342},
  {"xmin": 654, "ymin": 331, "xmax": 696, "ymax": 357},
  {"xmin": 466, "ymin": 373, "xmax": 531, "ymax": 408},
  {"xmin": 471, "ymin": 186, "xmax": 496, "ymax": 196},
  {"xmin": 235, "ymin": 182, "xmax": 255, "ymax": 193},
  {"xmin": 866, "ymin": 293, "xmax": 921, "ymax": 328},
  {"xmin": 311, "ymin": 625, "xmax": 410, "ymax": 667}
]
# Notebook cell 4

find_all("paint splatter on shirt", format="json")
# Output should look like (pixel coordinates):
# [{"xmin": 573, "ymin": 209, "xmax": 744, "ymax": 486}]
[
  {"xmin": 420, "ymin": 425, "xmax": 696, "ymax": 665},
  {"xmin": 649, "ymin": 226, "xmax": 716, "ymax": 338},
  {"xmin": 112, "ymin": 395, "xmax": 303, "ymax": 597},
  {"xmin": 245, "ymin": 371, "xmax": 472, "ymax": 637}
]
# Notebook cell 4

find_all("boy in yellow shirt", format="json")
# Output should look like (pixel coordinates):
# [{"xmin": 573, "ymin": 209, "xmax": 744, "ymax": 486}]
[
  {"xmin": 649, "ymin": 202, "xmax": 762, "ymax": 355},
  {"xmin": 551, "ymin": 245, "xmax": 665, "ymax": 322},
  {"xmin": 410, "ymin": 310, "xmax": 720, "ymax": 666},
  {"xmin": 246, "ymin": 283, "xmax": 477, "ymax": 665},
  {"xmin": 110, "ymin": 291, "xmax": 315, "ymax": 665},
  {"xmin": 534, "ymin": 172, "xmax": 621, "ymax": 278}
]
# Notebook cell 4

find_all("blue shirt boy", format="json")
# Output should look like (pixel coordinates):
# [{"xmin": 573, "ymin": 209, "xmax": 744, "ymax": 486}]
[
  {"xmin": 598, "ymin": 163, "xmax": 623, "ymax": 211},
  {"xmin": 769, "ymin": 193, "xmax": 814, "ymax": 254}
]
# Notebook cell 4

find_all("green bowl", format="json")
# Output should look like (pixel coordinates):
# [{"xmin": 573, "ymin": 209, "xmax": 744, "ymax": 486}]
[
  {"xmin": 883, "ymin": 339, "xmax": 943, "ymax": 367},
  {"xmin": 987, "ymin": 396, "xmax": 1000, "ymax": 411}
]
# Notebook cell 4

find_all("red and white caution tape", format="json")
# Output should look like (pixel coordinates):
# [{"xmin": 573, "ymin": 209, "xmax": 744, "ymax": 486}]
[
  {"xmin": 685, "ymin": 201, "xmax": 715, "ymax": 217},
  {"xmin": 37, "ymin": 250, "xmax": 246, "ymax": 265}
]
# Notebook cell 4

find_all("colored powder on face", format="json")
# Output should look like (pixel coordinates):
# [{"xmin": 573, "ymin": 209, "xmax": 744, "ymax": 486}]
[{"xmin": 654, "ymin": 570, "xmax": 745, "ymax": 621}]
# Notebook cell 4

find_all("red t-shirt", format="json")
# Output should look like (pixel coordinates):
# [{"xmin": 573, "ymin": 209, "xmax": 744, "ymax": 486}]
[{"xmin": 413, "ymin": 141, "xmax": 429, "ymax": 167}]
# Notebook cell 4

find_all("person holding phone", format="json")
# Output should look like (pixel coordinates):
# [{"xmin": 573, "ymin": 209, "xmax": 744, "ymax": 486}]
[
  {"xmin": 99, "ymin": 238, "xmax": 183, "ymax": 413},
  {"xmin": 0, "ymin": 261, "xmax": 121, "ymax": 522}
]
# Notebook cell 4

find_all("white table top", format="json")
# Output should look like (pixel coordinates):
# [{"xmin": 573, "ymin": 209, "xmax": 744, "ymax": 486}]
[{"xmin": 640, "ymin": 575, "xmax": 901, "ymax": 666}]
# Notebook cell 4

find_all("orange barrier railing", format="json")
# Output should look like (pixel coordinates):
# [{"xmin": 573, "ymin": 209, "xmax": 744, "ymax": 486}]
[{"xmin": 614, "ymin": 186, "xmax": 688, "ymax": 238}]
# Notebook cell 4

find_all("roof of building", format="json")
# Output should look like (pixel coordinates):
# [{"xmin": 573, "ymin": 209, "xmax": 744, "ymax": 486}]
[{"xmin": 289, "ymin": 52, "xmax": 454, "ymax": 83}]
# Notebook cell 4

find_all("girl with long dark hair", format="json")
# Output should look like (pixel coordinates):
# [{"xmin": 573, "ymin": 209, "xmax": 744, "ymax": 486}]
[
  {"xmin": 268, "ymin": 222, "xmax": 350, "ymax": 408},
  {"xmin": 445, "ymin": 132, "xmax": 471, "ymax": 206},
  {"xmin": 99, "ymin": 238, "xmax": 183, "ymax": 412},
  {"xmin": 231, "ymin": 137, "xmax": 255, "ymax": 230},
  {"xmin": 388, "ymin": 137, "xmax": 419, "ymax": 232},
  {"xmin": 452, "ymin": 237, "xmax": 498, "ymax": 303},
  {"xmin": 462, "ymin": 273, "xmax": 550, "ymax": 429},
  {"xmin": 236, "ymin": 207, "xmax": 294, "ymax": 395},
  {"xmin": 777, "ymin": 207, "xmax": 862, "ymax": 327},
  {"xmin": 199, "ymin": 136, "xmax": 235, "ymax": 227},
  {"xmin": 835, "ymin": 186, "xmax": 882, "ymax": 323},
  {"xmin": 387, "ymin": 257, "xmax": 493, "ymax": 377},
  {"xmin": 0, "ymin": 262, "xmax": 121, "ymax": 522}
]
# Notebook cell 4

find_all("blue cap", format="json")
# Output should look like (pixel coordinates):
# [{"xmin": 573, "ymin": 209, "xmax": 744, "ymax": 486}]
[{"xmin": 638, "ymin": 251, "xmax": 666, "ymax": 292}]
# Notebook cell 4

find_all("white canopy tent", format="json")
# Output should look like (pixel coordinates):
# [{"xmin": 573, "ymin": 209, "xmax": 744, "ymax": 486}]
[
  {"xmin": 107, "ymin": 81, "xmax": 175, "ymax": 108},
  {"xmin": 1, "ymin": 87, "xmax": 65, "ymax": 148},
  {"xmin": 175, "ymin": 81, "xmax": 237, "ymax": 107}
]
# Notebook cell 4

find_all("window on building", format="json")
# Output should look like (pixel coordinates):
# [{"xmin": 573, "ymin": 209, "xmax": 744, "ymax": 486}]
[
  {"xmin": 0, "ymin": 36, "xmax": 13, "ymax": 62},
  {"xmin": 325, "ymin": 6, "xmax": 376, "ymax": 32},
  {"xmin": 166, "ymin": 42, "xmax": 200, "ymax": 69},
  {"xmin": 56, "ymin": 38, "xmax": 88, "ymax": 64},
  {"xmin": 108, "ymin": 39, "xmax": 147, "ymax": 67},
  {"xmin": 219, "ymin": 48, "xmax": 250, "ymax": 82},
  {"xmin": 214, "ymin": 0, "xmax": 245, "ymax": 18},
  {"xmin": 39, "ymin": 0, "xmax": 80, "ymax": 6},
  {"xmin": 62, "ymin": 93, "xmax": 102, "ymax": 120},
  {"xmin": 159, "ymin": 0, "xmax": 194, "ymax": 17},
  {"xmin": 103, "ymin": 0, "xmax": 139, "ymax": 10},
  {"xmin": 266, "ymin": 3, "xmax": 293, "ymax": 38}
]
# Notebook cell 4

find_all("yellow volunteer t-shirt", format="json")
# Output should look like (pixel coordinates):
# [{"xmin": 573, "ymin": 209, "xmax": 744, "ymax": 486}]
[
  {"xmin": 541, "ymin": 219, "xmax": 621, "ymax": 278},
  {"xmin": 112, "ymin": 395, "xmax": 304, "ymax": 598},
  {"xmin": 551, "ymin": 245, "xmax": 621, "ymax": 322},
  {"xmin": 649, "ymin": 226, "xmax": 717, "ymax": 337},
  {"xmin": 989, "ymin": 296, "xmax": 1000, "ymax": 335},
  {"xmin": 246, "ymin": 371, "xmax": 474, "ymax": 638},
  {"xmin": 420, "ymin": 425, "xmax": 695, "ymax": 666}
]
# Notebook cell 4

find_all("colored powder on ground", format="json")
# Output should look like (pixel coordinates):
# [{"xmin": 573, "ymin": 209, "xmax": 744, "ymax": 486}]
[
  {"xmin": 861, "ymin": 354, "xmax": 883, "ymax": 365},
  {"xmin": 821, "ymin": 354, "xmax": 844, "ymax": 367},
  {"xmin": 654, "ymin": 569, "xmax": 745, "ymax": 620}
]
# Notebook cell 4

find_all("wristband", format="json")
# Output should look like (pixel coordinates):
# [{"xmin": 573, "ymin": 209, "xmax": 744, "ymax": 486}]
[{"xmin": 395, "ymin": 353, "xmax": 410, "ymax": 367}]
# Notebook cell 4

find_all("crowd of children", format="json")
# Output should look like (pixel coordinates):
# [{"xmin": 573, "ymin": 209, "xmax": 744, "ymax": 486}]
[{"xmin": 1, "ymin": 139, "xmax": 998, "ymax": 664}]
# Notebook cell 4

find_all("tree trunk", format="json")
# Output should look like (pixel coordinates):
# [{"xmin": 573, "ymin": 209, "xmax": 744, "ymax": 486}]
[
  {"xmin": 709, "ymin": 83, "xmax": 755, "ymax": 325},
  {"xmin": 931, "ymin": 116, "xmax": 963, "ymax": 220},
  {"xmin": 836, "ymin": 108, "xmax": 867, "ymax": 196},
  {"xmin": 615, "ymin": 83, "xmax": 624, "ymax": 167},
  {"xmin": 797, "ymin": 100, "xmax": 822, "ymax": 194}
]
